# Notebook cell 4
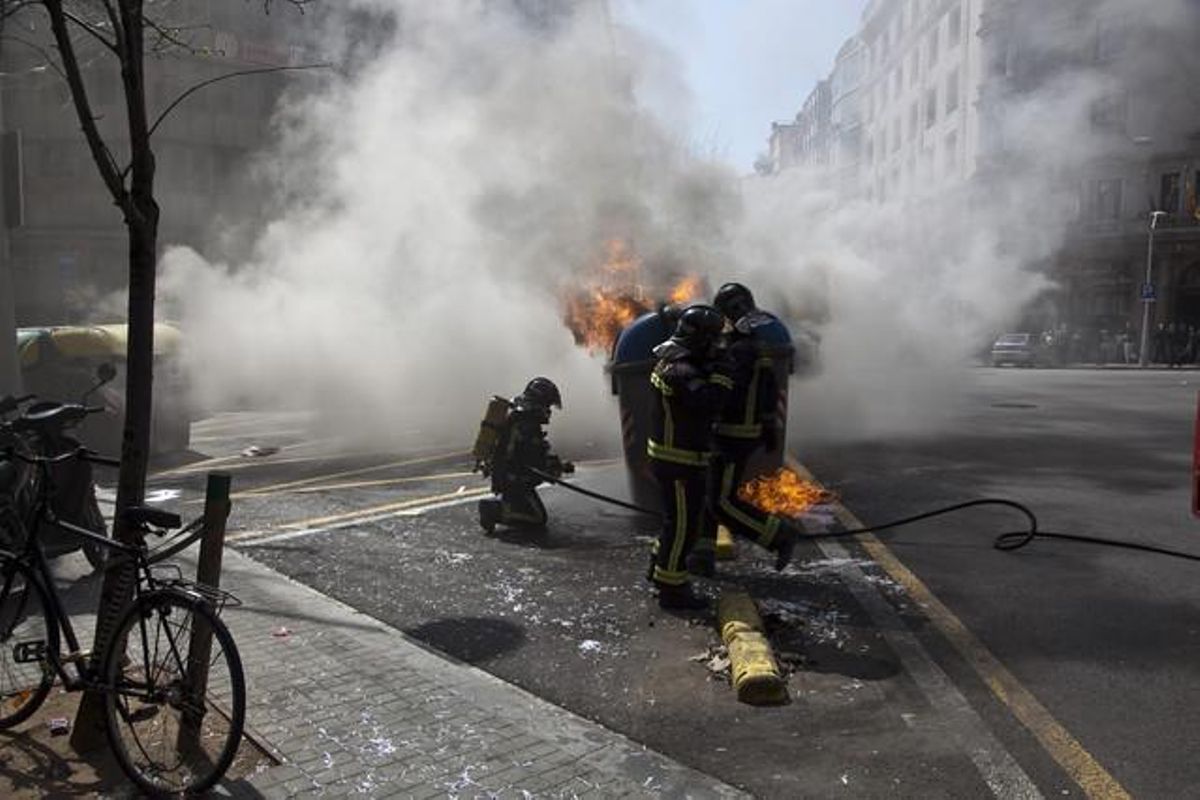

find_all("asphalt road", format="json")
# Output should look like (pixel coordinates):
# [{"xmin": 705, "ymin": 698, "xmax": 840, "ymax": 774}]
[
  {"xmin": 126, "ymin": 368, "xmax": 1199, "ymax": 799},
  {"xmin": 798, "ymin": 368, "xmax": 1199, "ymax": 800}
]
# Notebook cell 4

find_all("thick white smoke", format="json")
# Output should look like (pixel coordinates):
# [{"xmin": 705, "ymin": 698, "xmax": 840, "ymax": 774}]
[
  {"xmin": 160, "ymin": 1, "xmax": 738, "ymax": 450},
  {"xmin": 157, "ymin": 0, "xmax": 1195, "ymax": 450}
]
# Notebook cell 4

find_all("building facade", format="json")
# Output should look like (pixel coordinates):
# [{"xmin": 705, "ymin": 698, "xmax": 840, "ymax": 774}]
[
  {"xmin": 0, "ymin": 0, "xmax": 316, "ymax": 325},
  {"xmin": 765, "ymin": 0, "xmax": 1200, "ymax": 339}
]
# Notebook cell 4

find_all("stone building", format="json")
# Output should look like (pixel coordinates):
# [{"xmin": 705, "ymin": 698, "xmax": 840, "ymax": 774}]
[{"xmin": 0, "ymin": 0, "xmax": 316, "ymax": 326}]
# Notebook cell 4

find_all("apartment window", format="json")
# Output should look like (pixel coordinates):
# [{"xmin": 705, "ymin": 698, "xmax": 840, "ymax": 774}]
[
  {"xmin": 948, "ymin": 5, "xmax": 962, "ymax": 45},
  {"xmin": 1096, "ymin": 14, "xmax": 1130, "ymax": 62},
  {"xmin": 910, "ymin": 51, "xmax": 919, "ymax": 86},
  {"xmin": 897, "ymin": 62, "xmax": 904, "ymax": 92},
  {"xmin": 1089, "ymin": 92, "xmax": 1127, "ymax": 133},
  {"xmin": 945, "ymin": 131, "xmax": 959, "ymax": 175},
  {"xmin": 925, "ymin": 87, "xmax": 938, "ymax": 127},
  {"xmin": 909, "ymin": 102, "xmax": 919, "ymax": 141},
  {"xmin": 946, "ymin": 68, "xmax": 960, "ymax": 113},
  {"xmin": 928, "ymin": 25, "xmax": 939, "ymax": 67},
  {"xmin": 1160, "ymin": 172, "xmax": 1181, "ymax": 213},
  {"xmin": 893, "ymin": 118, "xmax": 902, "ymax": 151},
  {"xmin": 1090, "ymin": 179, "xmax": 1123, "ymax": 220}
]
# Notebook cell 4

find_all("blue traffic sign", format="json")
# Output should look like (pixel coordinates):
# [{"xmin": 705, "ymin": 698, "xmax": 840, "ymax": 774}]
[{"xmin": 1140, "ymin": 282, "xmax": 1157, "ymax": 301}]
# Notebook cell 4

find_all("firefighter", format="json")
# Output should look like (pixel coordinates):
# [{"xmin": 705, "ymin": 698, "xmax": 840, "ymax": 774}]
[
  {"xmin": 647, "ymin": 304, "xmax": 732, "ymax": 610},
  {"xmin": 477, "ymin": 377, "xmax": 574, "ymax": 534},
  {"xmin": 689, "ymin": 282, "xmax": 799, "ymax": 576}
]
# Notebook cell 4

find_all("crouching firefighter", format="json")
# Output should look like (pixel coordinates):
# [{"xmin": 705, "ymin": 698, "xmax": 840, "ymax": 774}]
[
  {"xmin": 647, "ymin": 305, "xmax": 733, "ymax": 610},
  {"xmin": 475, "ymin": 377, "xmax": 574, "ymax": 534},
  {"xmin": 691, "ymin": 282, "xmax": 799, "ymax": 575}
]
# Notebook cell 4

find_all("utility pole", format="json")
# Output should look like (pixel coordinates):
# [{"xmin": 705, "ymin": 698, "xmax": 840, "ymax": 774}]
[
  {"xmin": 0, "ymin": 75, "xmax": 17, "ymax": 396},
  {"xmin": 1138, "ymin": 210, "xmax": 1168, "ymax": 367}
]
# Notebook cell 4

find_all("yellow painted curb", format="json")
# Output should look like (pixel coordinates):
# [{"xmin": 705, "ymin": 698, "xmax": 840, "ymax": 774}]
[
  {"xmin": 718, "ymin": 591, "xmax": 788, "ymax": 706},
  {"xmin": 715, "ymin": 525, "xmax": 736, "ymax": 560}
]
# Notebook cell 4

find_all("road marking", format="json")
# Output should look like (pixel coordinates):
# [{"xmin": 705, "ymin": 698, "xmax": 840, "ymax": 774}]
[
  {"xmin": 788, "ymin": 457, "xmax": 1131, "ymax": 800},
  {"xmin": 227, "ymin": 487, "xmax": 493, "ymax": 545},
  {"xmin": 227, "ymin": 450, "xmax": 469, "ymax": 498},
  {"xmin": 254, "ymin": 470, "xmax": 479, "ymax": 496}
]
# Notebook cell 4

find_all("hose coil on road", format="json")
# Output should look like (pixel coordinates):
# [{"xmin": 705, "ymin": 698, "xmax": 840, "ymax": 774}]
[{"xmin": 528, "ymin": 468, "xmax": 1200, "ymax": 564}]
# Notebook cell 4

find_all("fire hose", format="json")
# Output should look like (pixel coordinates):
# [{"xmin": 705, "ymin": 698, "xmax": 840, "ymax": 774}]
[{"xmin": 528, "ymin": 468, "xmax": 1200, "ymax": 563}]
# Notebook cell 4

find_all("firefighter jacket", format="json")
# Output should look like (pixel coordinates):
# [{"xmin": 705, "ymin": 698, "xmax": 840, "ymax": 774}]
[
  {"xmin": 715, "ymin": 313, "xmax": 779, "ymax": 442},
  {"xmin": 492, "ymin": 402, "xmax": 554, "ymax": 491},
  {"xmin": 647, "ymin": 343, "xmax": 734, "ymax": 468}
]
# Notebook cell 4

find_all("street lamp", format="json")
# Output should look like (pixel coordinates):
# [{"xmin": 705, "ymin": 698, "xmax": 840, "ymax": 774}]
[{"xmin": 1138, "ymin": 210, "xmax": 1168, "ymax": 367}]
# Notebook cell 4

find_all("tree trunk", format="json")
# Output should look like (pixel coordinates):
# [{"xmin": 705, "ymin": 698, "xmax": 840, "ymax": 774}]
[
  {"xmin": 71, "ymin": 0, "xmax": 159, "ymax": 746},
  {"xmin": 69, "ymin": 192, "xmax": 159, "ymax": 749}
]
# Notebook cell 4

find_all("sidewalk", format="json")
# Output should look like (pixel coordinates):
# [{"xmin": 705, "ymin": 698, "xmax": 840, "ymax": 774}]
[{"xmin": 215, "ymin": 548, "xmax": 746, "ymax": 799}]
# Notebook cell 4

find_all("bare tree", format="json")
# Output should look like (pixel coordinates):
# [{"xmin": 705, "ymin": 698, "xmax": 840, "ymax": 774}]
[{"xmin": 0, "ymin": 0, "xmax": 316, "ymax": 748}]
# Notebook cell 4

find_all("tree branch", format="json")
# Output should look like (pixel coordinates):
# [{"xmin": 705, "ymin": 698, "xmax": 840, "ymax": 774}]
[
  {"xmin": 147, "ymin": 61, "xmax": 331, "ymax": 138},
  {"xmin": 42, "ymin": 0, "xmax": 125, "ymax": 201},
  {"xmin": 62, "ymin": 7, "xmax": 117, "ymax": 53}
]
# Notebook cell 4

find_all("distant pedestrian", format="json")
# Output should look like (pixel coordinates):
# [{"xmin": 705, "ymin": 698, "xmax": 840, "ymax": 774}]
[
  {"xmin": 1152, "ymin": 323, "xmax": 1169, "ymax": 364},
  {"xmin": 1170, "ymin": 323, "xmax": 1189, "ymax": 368}
]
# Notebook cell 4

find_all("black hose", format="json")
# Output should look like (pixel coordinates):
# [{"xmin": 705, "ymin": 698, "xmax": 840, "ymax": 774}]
[
  {"xmin": 528, "ymin": 468, "xmax": 658, "ymax": 515},
  {"xmin": 528, "ymin": 468, "xmax": 1200, "ymax": 563}
]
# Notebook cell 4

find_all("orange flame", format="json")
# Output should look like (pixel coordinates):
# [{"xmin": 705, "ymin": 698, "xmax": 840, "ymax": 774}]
[
  {"xmin": 562, "ymin": 241, "xmax": 708, "ymax": 354},
  {"xmin": 563, "ymin": 240, "xmax": 652, "ymax": 354},
  {"xmin": 668, "ymin": 274, "xmax": 704, "ymax": 305},
  {"xmin": 738, "ymin": 468, "xmax": 833, "ymax": 518}
]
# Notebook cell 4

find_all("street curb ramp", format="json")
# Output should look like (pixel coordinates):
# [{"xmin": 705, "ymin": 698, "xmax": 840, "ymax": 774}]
[{"xmin": 718, "ymin": 591, "xmax": 789, "ymax": 706}]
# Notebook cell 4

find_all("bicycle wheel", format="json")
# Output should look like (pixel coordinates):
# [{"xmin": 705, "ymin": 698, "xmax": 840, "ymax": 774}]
[
  {"xmin": 80, "ymin": 491, "xmax": 110, "ymax": 572},
  {"xmin": 103, "ymin": 590, "xmax": 245, "ymax": 796},
  {"xmin": 0, "ymin": 556, "xmax": 58, "ymax": 728}
]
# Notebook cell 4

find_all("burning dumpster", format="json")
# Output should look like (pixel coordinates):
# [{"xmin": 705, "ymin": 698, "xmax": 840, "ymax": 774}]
[{"xmin": 607, "ymin": 308, "xmax": 796, "ymax": 513}]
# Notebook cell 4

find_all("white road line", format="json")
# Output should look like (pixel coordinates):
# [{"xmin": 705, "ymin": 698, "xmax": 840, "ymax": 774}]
[
  {"xmin": 231, "ymin": 488, "xmax": 518, "ymax": 546},
  {"xmin": 808, "ymin": 532, "xmax": 1042, "ymax": 799}
]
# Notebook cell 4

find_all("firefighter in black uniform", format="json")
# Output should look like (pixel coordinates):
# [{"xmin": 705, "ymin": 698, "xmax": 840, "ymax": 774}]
[
  {"xmin": 647, "ymin": 305, "xmax": 732, "ymax": 609},
  {"xmin": 478, "ymin": 377, "xmax": 573, "ymax": 534},
  {"xmin": 689, "ymin": 283, "xmax": 799, "ymax": 576}
]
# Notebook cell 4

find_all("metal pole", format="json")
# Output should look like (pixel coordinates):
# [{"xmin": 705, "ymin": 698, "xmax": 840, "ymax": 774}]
[
  {"xmin": 1139, "ymin": 211, "xmax": 1166, "ymax": 367},
  {"xmin": 178, "ymin": 472, "xmax": 231, "ymax": 752}
]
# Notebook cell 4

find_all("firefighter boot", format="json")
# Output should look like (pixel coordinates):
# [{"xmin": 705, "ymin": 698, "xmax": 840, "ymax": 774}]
[
  {"xmin": 774, "ymin": 519, "xmax": 803, "ymax": 572},
  {"xmin": 686, "ymin": 549, "xmax": 716, "ymax": 578},
  {"xmin": 657, "ymin": 582, "xmax": 709, "ymax": 611},
  {"xmin": 478, "ymin": 498, "xmax": 501, "ymax": 534}
]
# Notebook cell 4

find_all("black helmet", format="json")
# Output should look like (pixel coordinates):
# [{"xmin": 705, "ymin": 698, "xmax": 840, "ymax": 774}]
[
  {"xmin": 713, "ymin": 282, "xmax": 757, "ymax": 323},
  {"xmin": 670, "ymin": 304, "xmax": 725, "ymax": 352},
  {"xmin": 522, "ymin": 377, "xmax": 562, "ymax": 409}
]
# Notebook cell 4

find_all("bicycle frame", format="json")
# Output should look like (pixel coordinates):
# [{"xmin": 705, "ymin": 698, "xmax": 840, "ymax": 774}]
[{"xmin": 1, "ymin": 460, "xmax": 148, "ymax": 692}]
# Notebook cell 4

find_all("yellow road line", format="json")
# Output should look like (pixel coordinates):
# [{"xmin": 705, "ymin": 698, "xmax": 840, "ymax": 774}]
[
  {"xmin": 184, "ymin": 468, "xmax": 479, "ymax": 505},
  {"xmin": 787, "ymin": 456, "xmax": 1130, "ymax": 800},
  {"xmin": 226, "ymin": 486, "xmax": 491, "ymax": 542},
  {"xmin": 231, "ymin": 450, "xmax": 469, "ymax": 498},
  {"xmin": 250, "ymin": 470, "xmax": 479, "ymax": 496}
]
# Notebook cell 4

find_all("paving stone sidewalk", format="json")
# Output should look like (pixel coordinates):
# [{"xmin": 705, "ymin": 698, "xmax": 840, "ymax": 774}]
[{"xmin": 213, "ymin": 548, "xmax": 746, "ymax": 799}]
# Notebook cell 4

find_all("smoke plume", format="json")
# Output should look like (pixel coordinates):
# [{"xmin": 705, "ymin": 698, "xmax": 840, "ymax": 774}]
[{"xmin": 156, "ymin": 0, "xmax": 1199, "ymax": 450}]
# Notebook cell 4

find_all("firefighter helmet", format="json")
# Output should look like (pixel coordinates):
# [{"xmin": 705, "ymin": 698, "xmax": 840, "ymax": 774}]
[
  {"xmin": 713, "ymin": 282, "xmax": 757, "ymax": 324},
  {"xmin": 521, "ymin": 376, "xmax": 562, "ymax": 409},
  {"xmin": 670, "ymin": 304, "xmax": 725, "ymax": 352}
]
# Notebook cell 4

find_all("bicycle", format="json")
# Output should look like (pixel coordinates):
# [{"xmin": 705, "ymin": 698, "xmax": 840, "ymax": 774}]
[{"xmin": 0, "ymin": 402, "xmax": 246, "ymax": 797}]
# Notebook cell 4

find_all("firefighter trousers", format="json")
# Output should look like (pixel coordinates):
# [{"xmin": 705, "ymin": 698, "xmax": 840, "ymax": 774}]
[
  {"xmin": 480, "ymin": 482, "xmax": 547, "ymax": 530},
  {"xmin": 706, "ymin": 440, "xmax": 787, "ymax": 552},
  {"xmin": 649, "ymin": 460, "xmax": 710, "ymax": 587}
]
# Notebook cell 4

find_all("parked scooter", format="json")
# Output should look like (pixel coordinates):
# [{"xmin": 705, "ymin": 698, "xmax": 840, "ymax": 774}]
[{"xmin": 0, "ymin": 363, "xmax": 116, "ymax": 570}]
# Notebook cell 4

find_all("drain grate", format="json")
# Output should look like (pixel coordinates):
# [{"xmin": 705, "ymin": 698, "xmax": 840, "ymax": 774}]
[{"xmin": 990, "ymin": 402, "xmax": 1038, "ymax": 409}]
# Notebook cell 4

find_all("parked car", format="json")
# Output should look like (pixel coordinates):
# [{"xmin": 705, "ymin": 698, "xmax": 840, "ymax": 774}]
[
  {"xmin": 990, "ymin": 332, "xmax": 1046, "ymax": 368},
  {"xmin": 15, "ymin": 323, "xmax": 192, "ymax": 455}
]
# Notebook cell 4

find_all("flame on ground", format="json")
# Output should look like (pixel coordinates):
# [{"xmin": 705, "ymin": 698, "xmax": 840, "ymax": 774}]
[
  {"xmin": 738, "ymin": 468, "xmax": 834, "ymax": 518},
  {"xmin": 562, "ymin": 240, "xmax": 705, "ymax": 355}
]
